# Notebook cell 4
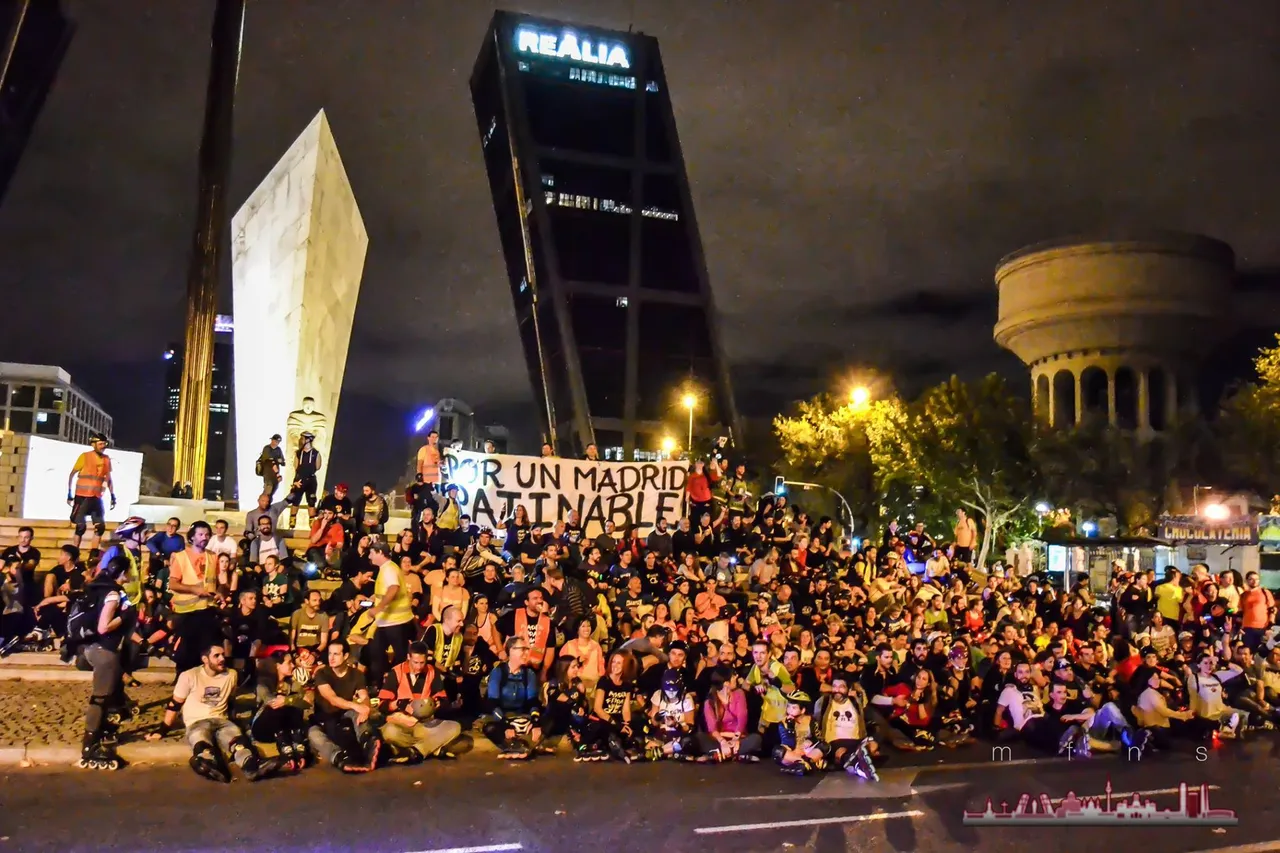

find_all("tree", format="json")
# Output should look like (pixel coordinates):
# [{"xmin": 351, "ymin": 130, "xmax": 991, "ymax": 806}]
[
  {"xmin": 1220, "ymin": 333, "xmax": 1280, "ymax": 494},
  {"xmin": 773, "ymin": 393, "xmax": 903, "ymax": 533},
  {"xmin": 876, "ymin": 375, "xmax": 1038, "ymax": 569},
  {"xmin": 1036, "ymin": 417, "xmax": 1220, "ymax": 535}
]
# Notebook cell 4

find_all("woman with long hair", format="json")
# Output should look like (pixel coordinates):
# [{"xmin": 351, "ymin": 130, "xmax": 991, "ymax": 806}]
[
  {"xmin": 560, "ymin": 616, "xmax": 605, "ymax": 693},
  {"xmin": 469, "ymin": 594, "xmax": 502, "ymax": 656},
  {"xmin": 588, "ymin": 651, "xmax": 639, "ymax": 762},
  {"xmin": 696, "ymin": 666, "xmax": 762, "ymax": 762}
]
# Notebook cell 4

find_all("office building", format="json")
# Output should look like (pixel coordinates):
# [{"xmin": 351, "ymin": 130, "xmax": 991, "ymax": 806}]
[
  {"xmin": 470, "ymin": 11, "xmax": 740, "ymax": 460},
  {"xmin": 0, "ymin": 0, "xmax": 74, "ymax": 205},
  {"xmin": 0, "ymin": 362, "xmax": 111, "ymax": 443},
  {"xmin": 161, "ymin": 314, "xmax": 233, "ymax": 499}
]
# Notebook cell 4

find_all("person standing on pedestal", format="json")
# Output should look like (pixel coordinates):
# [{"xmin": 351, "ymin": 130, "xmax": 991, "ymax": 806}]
[
  {"xmin": 285, "ymin": 396, "xmax": 330, "ymax": 495},
  {"xmin": 256, "ymin": 434, "xmax": 286, "ymax": 499},
  {"xmin": 416, "ymin": 430, "xmax": 442, "ymax": 495},
  {"xmin": 67, "ymin": 433, "xmax": 116, "ymax": 550},
  {"xmin": 287, "ymin": 433, "xmax": 323, "ymax": 531}
]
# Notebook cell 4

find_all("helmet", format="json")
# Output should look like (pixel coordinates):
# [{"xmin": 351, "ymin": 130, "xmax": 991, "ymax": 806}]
[
  {"xmin": 786, "ymin": 690, "xmax": 812, "ymax": 706},
  {"xmin": 661, "ymin": 669, "xmax": 685, "ymax": 697},
  {"xmin": 114, "ymin": 516, "xmax": 148, "ymax": 542},
  {"xmin": 89, "ymin": 432, "xmax": 109, "ymax": 445},
  {"xmin": 301, "ymin": 431, "xmax": 315, "ymax": 440}
]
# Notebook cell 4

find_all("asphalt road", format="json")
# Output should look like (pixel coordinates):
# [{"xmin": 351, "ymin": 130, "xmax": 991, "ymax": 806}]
[{"xmin": 3, "ymin": 740, "xmax": 1280, "ymax": 853}]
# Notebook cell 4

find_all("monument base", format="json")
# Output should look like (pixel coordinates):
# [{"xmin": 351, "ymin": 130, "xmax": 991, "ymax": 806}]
[{"xmin": 129, "ymin": 497, "xmax": 228, "ymax": 529}]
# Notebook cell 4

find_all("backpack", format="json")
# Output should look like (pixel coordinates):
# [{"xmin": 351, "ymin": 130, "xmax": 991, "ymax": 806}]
[
  {"xmin": 255, "ymin": 458, "xmax": 265, "ymax": 477},
  {"xmin": 65, "ymin": 582, "xmax": 128, "ymax": 650}
]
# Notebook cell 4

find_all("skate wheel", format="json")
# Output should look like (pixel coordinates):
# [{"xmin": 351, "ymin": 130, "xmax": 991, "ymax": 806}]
[
  {"xmin": 77, "ymin": 758, "xmax": 89, "ymax": 768},
  {"xmin": 108, "ymin": 759, "xmax": 120, "ymax": 770}
]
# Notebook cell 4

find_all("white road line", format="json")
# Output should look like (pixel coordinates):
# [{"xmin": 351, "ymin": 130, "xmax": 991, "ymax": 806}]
[
  {"xmin": 694, "ymin": 809, "xmax": 924, "ymax": 835},
  {"xmin": 401, "ymin": 840, "xmax": 517, "ymax": 845},
  {"xmin": 1183, "ymin": 843, "xmax": 1280, "ymax": 853}
]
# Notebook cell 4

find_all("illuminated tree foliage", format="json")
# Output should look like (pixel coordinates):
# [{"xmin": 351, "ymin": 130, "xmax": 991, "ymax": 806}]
[{"xmin": 1220, "ymin": 333, "xmax": 1280, "ymax": 494}]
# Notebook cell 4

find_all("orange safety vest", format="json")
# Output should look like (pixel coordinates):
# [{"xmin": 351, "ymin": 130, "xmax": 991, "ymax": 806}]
[
  {"xmin": 378, "ymin": 660, "xmax": 444, "ymax": 708},
  {"xmin": 73, "ymin": 451, "xmax": 112, "ymax": 498},
  {"xmin": 514, "ymin": 608, "xmax": 552, "ymax": 666},
  {"xmin": 169, "ymin": 548, "xmax": 213, "ymax": 614}
]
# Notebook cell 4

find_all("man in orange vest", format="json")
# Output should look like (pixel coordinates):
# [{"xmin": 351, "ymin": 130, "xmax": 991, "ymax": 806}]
[
  {"xmin": 168, "ymin": 521, "xmax": 220, "ymax": 675},
  {"xmin": 498, "ymin": 588, "xmax": 554, "ymax": 677},
  {"xmin": 377, "ymin": 642, "xmax": 463, "ymax": 762},
  {"xmin": 67, "ymin": 433, "xmax": 116, "ymax": 549},
  {"xmin": 416, "ymin": 430, "xmax": 442, "ymax": 493}
]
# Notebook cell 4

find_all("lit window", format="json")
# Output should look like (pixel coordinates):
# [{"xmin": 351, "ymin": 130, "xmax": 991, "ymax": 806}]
[{"xmin": 616, "ymin": 297, "xmax": 629, "ymax": 308}]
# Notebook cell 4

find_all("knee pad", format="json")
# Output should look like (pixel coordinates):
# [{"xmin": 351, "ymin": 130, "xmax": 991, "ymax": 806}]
[
  {"xmin": 89, "ymin": 693, "xmax": 111, "ymax": 708},
  {"xmin": 74, "ymin": 521, "xmax": 88, "ymax": 537},
  {"xmin": 94, "ymin": 522, "xmax": 106, "ymax": 537}
]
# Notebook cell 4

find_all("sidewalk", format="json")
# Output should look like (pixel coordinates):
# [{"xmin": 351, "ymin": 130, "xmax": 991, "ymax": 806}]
[{"xmin": 0, "ymin": 679, "xmax": 507, "ymax": 768}]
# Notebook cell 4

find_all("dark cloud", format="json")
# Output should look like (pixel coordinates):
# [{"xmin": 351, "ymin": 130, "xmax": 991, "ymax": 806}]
[{"xmin": 1, "ymin": 0, "xmax": 1278, "ymax": 488}]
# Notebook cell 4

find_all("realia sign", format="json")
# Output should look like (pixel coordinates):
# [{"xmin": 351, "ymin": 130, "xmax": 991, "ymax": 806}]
[{"xmin": 515, "ymin": 26, "xmax": 631, "ymax": 69}]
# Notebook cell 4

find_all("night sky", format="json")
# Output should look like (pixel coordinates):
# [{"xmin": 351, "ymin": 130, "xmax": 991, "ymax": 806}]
[{"xmin": 1, "ymin": 0, "xmax": 1278, "ymax": 490}]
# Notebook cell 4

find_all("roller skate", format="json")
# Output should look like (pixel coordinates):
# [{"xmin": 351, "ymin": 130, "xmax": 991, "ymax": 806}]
[
  {"xmin": 78, "ymin": 740, "xmax": 126, "ymax": 771},
  {"xmin": 845, "ymin": 739, "xmax": 879, "ymax": 782},
  {"xmin": 385, "ymin": 744, "xmax": 425, "ymax": 766},
  {"xmin": 606, "ymin": 733, "xmax": 631, "ymax": 764},
  {"xmin": 291, "ymin": 729, "xmax": 312, "ymax": 769},
  {"xmin": 189, "ymin": 744, "xmax": 231, "ymax": 783},
  {"xmin": 276, "ymin": 734, "xmax": 298, "ymax": 772},
  {"xmin": 240, "ymin": 752, "xmax": 284, "ymax": 782},
  {"xmin": 0, "ymin": 635, "xmax": 21, "ymax": 658}
]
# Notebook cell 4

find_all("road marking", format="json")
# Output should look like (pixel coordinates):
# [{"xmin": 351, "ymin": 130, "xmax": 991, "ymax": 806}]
[
  {"xmin": 1183, "ymin": 844, "xmax": 1280, "ymax": 853},
  {"xmin": 694, "ymin": 809, "xmax": 924, "ymax": 835},
  {"xmin": 401, "ymin": 840, "xmax": 517, "ymax": 845}
]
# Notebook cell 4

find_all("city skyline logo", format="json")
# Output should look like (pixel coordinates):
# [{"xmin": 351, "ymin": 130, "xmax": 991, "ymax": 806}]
[{"xmin": 963, "ymin": 778, "xmax": 1238, "ymax": 827}]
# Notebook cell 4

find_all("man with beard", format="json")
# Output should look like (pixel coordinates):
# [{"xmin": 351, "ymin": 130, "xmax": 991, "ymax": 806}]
[
  {"xmin": 812, "ymin": 675, "xmax": 878, "ymax": 779},
  {"xmin": 995, "ymin": 661, "xmax": 1059, "ymax": 752},
  {"xmin": 797, "ymin": 649, "xmax": 837, "ymax": 698}
]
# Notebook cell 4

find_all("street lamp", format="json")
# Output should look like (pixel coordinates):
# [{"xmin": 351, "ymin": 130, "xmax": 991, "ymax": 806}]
[
  {"xmin": 660, "ymin": 436, "xmax": 676, "ymax": 458},
  {"xmin": 1203, "ymin": 503, "xmax": 1231, "ymax": 521},
  {"xmin": 681, "ymin": 393, "xmax": 697, "ymax": 454},
  {"xmin": 849, "ymin": 386, "xmax": 870, "ymax": 410}
]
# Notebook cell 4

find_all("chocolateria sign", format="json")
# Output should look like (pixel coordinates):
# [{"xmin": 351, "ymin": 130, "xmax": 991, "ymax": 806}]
[{"xmin": 442, "ymin": 449, "xmax": 687, "ymax": 536}]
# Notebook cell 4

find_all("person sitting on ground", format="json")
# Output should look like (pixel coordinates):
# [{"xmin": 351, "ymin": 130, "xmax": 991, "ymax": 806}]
[
  {"xmin": 308, "ymin": 639, "xmax": 383, "ymax": 772},
  {"xmin": 773, "ymin": 690, "xmax": 828, "ymax": 775},
  {"xmin": 146, "ymin": 642, "xmax": 283, "ymax": 783},
  {"xmin": 812, "ymin": 675, "xmax": 879, "ymax": 779},
  {"xmin": 289, "ymin": 589, "xmax": 330, "ymax": 654},
  {"xmin": 378, "ymin": 641, "xmax": 463, "ymax": 763},
  {"xmin": 249, "ymin": 649, "xmax": 313, "ymax": 771},
  {"xmin": 698, "ymin": 666, "xmax": 763, "ymax": 763},
  {"xmin": 484, "ymin": 636, "xmax": 545, "ymax": 759}
]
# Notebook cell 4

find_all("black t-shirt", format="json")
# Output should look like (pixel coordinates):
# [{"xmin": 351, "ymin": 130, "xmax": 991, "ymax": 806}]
[
  {"xmin": 505, "ymin": 523, "xmax": 530, "ymax": 555},
  {"xmin": 597, "ymin": 678, "xmax": 632, "ymax": 718},
  {"xmin": 1119, "ymin": 586, "xmax": 1153, "ymax": 617},
  {"xmin": 327, "ymin": 577, "xmax": 373, "ymax": 615},
  {"xmin": 314, "ymin": 665, "xmax": 367, "ymax": 719},
  {"xmin": 223, "ymin": 607, "xmax": 274, "ymax": 660},
  {"xmin": 2, "ymin": 545, "xmax": 42, "ymax": 607},
  {"xmin": 49, "ymin": 563, "xmax": 86, "ymax": 595}
]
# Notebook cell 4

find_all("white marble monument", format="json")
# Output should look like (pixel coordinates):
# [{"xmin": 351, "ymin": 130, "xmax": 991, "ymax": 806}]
[{"xmin": 231, "ymin": 109, "xmax": 368, "ymax": 501}]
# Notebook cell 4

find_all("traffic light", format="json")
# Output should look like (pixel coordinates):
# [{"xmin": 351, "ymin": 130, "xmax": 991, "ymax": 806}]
[{"xmin": 774, "ymin": 475, "xmax": 786, "ymax": 495}]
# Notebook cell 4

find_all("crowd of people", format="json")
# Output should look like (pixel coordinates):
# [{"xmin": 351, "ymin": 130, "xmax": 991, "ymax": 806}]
[{"xmin": 4, "ymin": 429, "xmax": 1280, "ymax": 783}]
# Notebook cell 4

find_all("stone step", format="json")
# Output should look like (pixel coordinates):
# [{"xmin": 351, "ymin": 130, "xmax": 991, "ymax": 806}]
[{"xmin": 0, "ymin": 666, "xmax": 173, "ymax": 684}]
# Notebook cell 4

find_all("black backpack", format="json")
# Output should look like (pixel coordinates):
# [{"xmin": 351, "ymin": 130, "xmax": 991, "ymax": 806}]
[{"xmin": 65, "ymin": 581, "xmax": 123, "ymax": 650}]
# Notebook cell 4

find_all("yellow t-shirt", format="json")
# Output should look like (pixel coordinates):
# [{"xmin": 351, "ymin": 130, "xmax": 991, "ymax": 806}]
[
  {"xmin": 374, "ymin": 561, "xmax": 414, "ymax": 628},
  {"xmin": 1154, "ymin": 581, "xmax": 1184, "ymax": 622}
]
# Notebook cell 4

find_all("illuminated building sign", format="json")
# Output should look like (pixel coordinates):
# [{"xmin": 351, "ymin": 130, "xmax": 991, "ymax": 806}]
[
  {"xmin": 214, "ymin": 314, "xmax": 234, "ymax": 333},
  {"xmin": 515, "ymin": 26, "xmax": 630, "ymax": 69}
]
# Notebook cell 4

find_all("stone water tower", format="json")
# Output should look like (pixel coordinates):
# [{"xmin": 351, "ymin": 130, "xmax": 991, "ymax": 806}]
[{"xmin": 994, "ymin": 233, "xmax": 1235, "ymax": 434}]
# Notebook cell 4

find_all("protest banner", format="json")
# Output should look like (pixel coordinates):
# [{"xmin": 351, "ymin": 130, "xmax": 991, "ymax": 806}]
[{"xmin": 442, "ymin": 449, "xmax": 687, "ymax": 537}]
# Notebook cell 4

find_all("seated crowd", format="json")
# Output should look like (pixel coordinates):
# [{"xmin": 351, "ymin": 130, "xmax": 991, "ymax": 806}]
[{"xmin": 4, "ymin": 457, "xmax": 1280, "ymax": 782}]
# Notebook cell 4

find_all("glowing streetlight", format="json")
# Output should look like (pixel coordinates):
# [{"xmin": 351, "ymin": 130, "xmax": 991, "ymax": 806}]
[
  {"xmin": 681, "ymin": 392, "xmax": 697, "ymax": 453},
  {"xmin": 1034, "ymin": 501, "xmax": 1052, "ymax": 515},
  {"xmin": 1202, "ymin": 503, "xmax": 1230, "ymax": 521},
  {"xmin": 660, "ymin": 436, "xmax": 676, "ymax": 458},
  {"xmin": 849, "ymin": 386, "xmax": 870, "ymax": 410}
]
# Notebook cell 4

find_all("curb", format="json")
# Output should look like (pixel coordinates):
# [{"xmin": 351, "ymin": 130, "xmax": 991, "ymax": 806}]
[
  {"xmin": 0, "ymin": 669, "xmax": 174, "ymax": 683},
  {"xmin": 1, "ymin": 732, "xmax": 501, "ymax": 768}
]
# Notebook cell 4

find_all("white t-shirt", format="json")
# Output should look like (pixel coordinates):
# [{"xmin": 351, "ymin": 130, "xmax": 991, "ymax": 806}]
[
  {"xmin": 650, "ymin": 691, "xmax": 695, "ymax": 729},
  {"xmin": 175, "ymin": 665, "xmax": 237, "ymax": 728},
  {"xmin": 257, "ymin": 538, "xmax": 280, "ymax": 563},
  {"xmin": 823, "ymin": 698, "xmax": 863, "ymax": 742},
  {"xmin": 207, "ymin": 534, "xmax": 238, "ymax": 562},
  {"xmin": 997, "ymin": 683, "xmax": 1044, "ymax": 731},
  {"xmin": 1189, "ymin": 668, "xmax": 1239, "ymax": 719}
]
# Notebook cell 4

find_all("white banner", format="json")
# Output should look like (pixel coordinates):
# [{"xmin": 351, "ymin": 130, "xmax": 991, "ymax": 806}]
[{"xmin": 442, "ymin": 450, "xmax": 687, "ymax": 537}]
